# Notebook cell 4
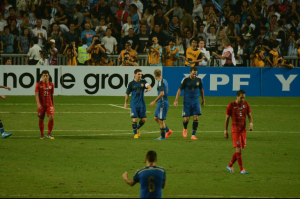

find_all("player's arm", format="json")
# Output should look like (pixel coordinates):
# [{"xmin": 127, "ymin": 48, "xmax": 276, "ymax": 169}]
[
  {"xmin": 248, "ymin": 112, "xmax": 253, "ymax": 131},
  {"xmin": 173, "ymin": 88, "xmax": 182, "ymax": 107},
  {"xmin": 35, "ymin": 92, "xmax": 42, "ymax": 110},
  {"xmin": 162, "ymin": 181, "xmax": 166, "ymax": 189},
  {"xmin": 200, "ymin": 89, "xmax": 205, "ymax": 107},
  {"xmin": 144, "ymin": 83, "xmax": 152, "ymax": 93},
  {"xmin": 124, "ymin": 94, "xmax": 129, "ymax": 110},
  {"xmin": 122, "ymin": 172, "xmax": 136, "ymax": 186},
  {"xmin": 150, "ymin": 91, "xmax": 164, "ymax": 107},
  {"xmin": 224, "ymin": 114, "xmax": 230, "ymax": 139},
  {"xmin": 0, "ymin": 85, "xmax": 11, "ymax": 90}
]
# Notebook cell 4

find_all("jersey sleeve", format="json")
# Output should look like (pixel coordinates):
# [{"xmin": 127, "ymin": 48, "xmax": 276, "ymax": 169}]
[
  {"xmin": 226, "ymin": 103, "xmax": 232, "ymax": 116},
  {"xmin": 126, "ymin": 82, "xmax": 132, "ymax": 95},
  {"xmin": 246, "ymin": 102, "xmax": 251, "ymax": 114},
  {"xmin": 199, "ymin": 79, "xmax": 203, "ymax": 90},
  {"xmin": 35, "ymin": 83, "xmax": 39, "ymax": 92},
  {"xmin": 133, "ymin": 170, "xmax": 139, "ymax": 183},
  {"xmin": 51, "ymin": 83, "xmax": 54, "ymax": 94},
  {"xmin": 180, "ymin": 78, "xmax": 187, "ymax": 90},
  {"xmin": 163, "ymin": 170, "xmax": 166, "ymax": 181},
  {"xmin": 143, "ymin": 80, "xmax": 149, "ymax": 88}
]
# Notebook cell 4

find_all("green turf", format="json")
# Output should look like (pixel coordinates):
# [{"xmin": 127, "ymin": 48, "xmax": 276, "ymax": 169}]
[{"xmin": 0, "ymin": 96, "xmax": 300, "ymax": 198}]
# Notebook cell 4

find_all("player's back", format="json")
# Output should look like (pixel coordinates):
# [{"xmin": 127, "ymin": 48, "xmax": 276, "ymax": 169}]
[
  {"xmin": 133, "ymin": 166, "xmax": 166, "ymax": 198},
  {"xmin": 180, "ymin": 77, "xmax": 203, "ymax": 103},
  {"xmin": 127, "ymin": 79, "xmax": 147, "ymax": 108},
  {"xmin": 157, "ymin": 79, "xmax": 169, "ymax": 105}
]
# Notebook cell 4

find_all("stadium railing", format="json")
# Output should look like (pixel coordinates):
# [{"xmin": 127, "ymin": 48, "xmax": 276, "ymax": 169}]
[{"xmin": 0, "ymin": 54, "xmax": 298, "ymax": 67}]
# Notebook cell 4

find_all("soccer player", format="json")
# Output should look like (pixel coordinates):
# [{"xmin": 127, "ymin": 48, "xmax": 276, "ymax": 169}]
[
  {"xmin": 150, "ymin": 69, "xmax": 173, "ymax": 140},
  {"xmin": 35, "ymin": 70, "xmax": 55, "ymax": 140},
  {"xmin": 0, "ymin": 85, "xmax": 13, "ymax": 139},
  {"xmin": 225, "ymin": 90, "xmax": 253, "ymax": 174},
  {"xmin": 173, "ymin": 67, "xmax": 205, "ymax": 140},
  {"xmin": 125, "ymin": 69, "xmax": 152, "ymax": 139},
  {"xmin": 122, "ymin": 150, "xmax": 166, "ymax": 198}
]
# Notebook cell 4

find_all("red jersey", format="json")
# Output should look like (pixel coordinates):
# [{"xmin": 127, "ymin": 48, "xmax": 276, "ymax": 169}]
[
  {"xmin": 226, "ymin": 101, "xmax": 251, "ymax": 132},
  {"xmin": 35, "ymin": 81, "xmax": 54, "ymax": 107}
]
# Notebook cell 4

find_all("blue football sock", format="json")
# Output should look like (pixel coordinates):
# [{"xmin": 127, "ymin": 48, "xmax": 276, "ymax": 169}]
[
  {"xmin": 132, "ymin": 122, "xmax": 137, "ymax": 135},
  {"xmin": 183, "ymin": 121, "xmax": 189, "ymax": 129},
  {"xmin": 137, "ymin": 120, "xmax": 145, "ymax": 129},
  {"xmin": 160, "ymin": 128, "xmax": 166, "ymax": 139},
  {"xmin": 192, "ymin": 120, "xmax": 198, "ymax": 136},
  {"xmin": 165, "ymin": 125, "xmax": 169, "ymax": 132},
  {"xmin": 0, "ymin": 120, "xmax": 5, "ymax": 134}
]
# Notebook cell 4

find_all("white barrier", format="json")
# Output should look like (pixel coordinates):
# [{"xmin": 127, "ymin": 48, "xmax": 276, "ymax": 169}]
[{"xmin": 0, "ymin": 66, "xmax": 161, "ymax": 96}]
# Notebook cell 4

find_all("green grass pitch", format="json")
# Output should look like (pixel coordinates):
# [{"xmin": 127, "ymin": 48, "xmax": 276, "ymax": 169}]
[{"xmin": 0, "ymin": 96, "xmax": 299, "ymax": 198}]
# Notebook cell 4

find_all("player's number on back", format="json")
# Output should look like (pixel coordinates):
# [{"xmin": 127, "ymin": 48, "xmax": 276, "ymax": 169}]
[{"xmin": 148, "ymin": 176, "xmax": 155, "ymax": 193}]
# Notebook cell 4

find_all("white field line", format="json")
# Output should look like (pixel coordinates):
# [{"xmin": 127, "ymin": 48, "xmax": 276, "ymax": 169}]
[
  {"xmin": 0, "ymin": 103, "xmax": 299, "ymax": 107},
  {"xmin": 0, "ymin": 193, "xmax": 276, "ymax": 198},
  {"xmin": 0, "ymin": 112, "xmax": 130, "ymax": 114}
]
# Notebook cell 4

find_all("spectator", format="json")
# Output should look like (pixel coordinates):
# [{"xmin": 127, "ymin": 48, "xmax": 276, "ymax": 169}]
[
  {"xmin": 121, "ymin": 16, "xmax": 134, "ymax": 38},
  {"xmin": 0, "ymin": 12, "xmax": 8, "ymax": 35},
  {"xmin": 229, "ymin": 14, "xmax": 240, "ymax": 35},
  {"xmin": 95, "ymin": 18, "xmax": 107, "ymax": 40},
  {"xmin": 99, "ymin": 53, "xmax": 114, "ymax": 66},
  {"xmin": 203, "ymin": 0, "xmax": 216, "ymax": 11},
  {"xmin": 271, "ymin": 20, "xmax": 286, "ymax": 47},
  {"xmin": 258, "ymin": 27, "xmax": 270, "ymax": 41},
  {"xmin": 149, "ymin": 0, "xmax": 161, "ymax": 14},
  {"xmin": 49, "ymin": 39, "xmax": 58, "ymax": 65},
  {"xmin": 18, "ymin": 28, "xmax": 31, "ymax": 54},
  {"xmin": 37, "ymin": 50, "xmax": 49, "ymax": 66},
  {"xmin": 81, "ymin": 23, "xmax": 96, "ymax": 46},
  {"xmin": 150, "ymin": 24, "xmax": 166, "ymax": 48},
  {"xmin": 287, "ymin": 1, "xmax": 300, "ymax": 23},
  {"xmin": 48, "ymin": 23, "xmax": 63, "ymax": 52},
  {"xmin": 118, "ymin": 42, "xmax": 138, "ymax": 64},
  {"xmin": 16, "ymin": 10, "xmax": 25, "ymax": 33},
  {"xmin": 241, "ymin": 19, "xmax": 253, "ymax": 41},
  {"xmin": 20, "ymin": 14, "xmax": 35, "ymax": 33},
  {"xmin": 165, "ymin": 11, "xmax": 181, "ymax": 36},
  {"xmin": 3, "ymin": 0, "xmax": 12, "ymax": 19},
  {"xmin": 4, "ymin": 57, "xmax": 11, "ymax": 65},
  {"xmin": 182, "ymin": 7, "xmax": 193, "ymax": 31},
  {"xmin": 212, "ymin": 38, "xmax": 236, "ymax": 67},
  {"xmin": 64, "ymin": 23, "xmax": 81, "ymax": 47},
  {"xmin": 269, "ymin": 14, "xmax": 277, "ymax": 32},
  {"xmin": 226, "ymin": 22, "xmax": 237, "ymax": 48},
  {"xmin": 102, "ymin": 28, "xmax": 118, "ymax": 55},
  {"xmin": 216, "ymin": 26, "xmax": 227, "ymax": 54},
  {"xmin": 137, "ymin": 24, "xmax": 149, "ymax": 53},
  {"xmin": 7, "ymin": 7, "xmax": 17, "ymax": 27},
  {"xmin": 206, "ymin": 25, "xmax": 217, "ymax": 53},
  {"xmin": 235, "ymin": 35, "xmax": 246, "ymax": 67},
  {"xmin": 89, "ymin": 12, "xmax": 100, "ymax": 30},
  {"xmin": 142, "ymin": 7, "xmax": 154, "ymax": 32},
  {"xmin": 154, "ymin": 7, "xmax": 166, "ymax": 27},
  {"xmin": 173, "ymin": 2, "xmax": 184, "ymax": 20},
  {"xmin": 183, "ymin": 30, "xmax": 196, "ymax": 50},
  {"xmin": 164, "ymin": 39, "xmax": 179, "ymax": 66},
  {"xmin": 73, "ymin": 5, "xmax": 84, "ymax": 33},
  {"xmin": 183, "ymin": 38, "xmax": 202, "ymax": 67},
  {"xmin": 286, "ymin": 30, "xmax": 298, "ymax": 56},
  {"xmin": 129, "ymin": 4, "xmax": 139, "ymax": 33},
  {"xmin": 1, "ymin": 26, "xmax": 14, "ymax": 54},
  {"xmin": 198, "ymin": 40, "xmax": 210, "ymax": 67},
  {"xmin": 9, "ymin": 19, "xmax": 19, "ymax": 53},
  {"xmin": 63, "ymin": 41, "xmax": 78, "ymax": 66},
  {"xmin": 85, "ymin": 53, "xmax": 101, "ymax": 66},
  {"xmin": 66, "ymin": 0, "xmax": 76, "ymax": 13},
  {"xmin": 200, "ymin": 6, "xmax": 210, "ymax": 22},
  {"xmin": 132, "ymin": 0, "xmax": 143, "ymax": 14},
  {"xmin": 27, "ymin": 37, "xmax": 41, "ymax": 65},
  {"xmin": 55, "ymin": 4, "xmax": 69, "ymax": 32},
  {"xmin": 120, "ymin": 52, "xmax": 139, "ymax": 66},
  {"xmin": 250, "ymin": 45, "xmax": 267, "ymax": 67},
  {"xmin": 192, "ymin": 0, "xmax": 203, "ymax": 19},
  {"xmin": 31, "ymin": 19, "xmax": 47, "ymax": 48},
  {"xmin": 77, "ymin": 37, "xmax": 89, "ymax": 65},
  {"xmin": 80, "ymin": 0, "xmax": 90, "ymax": 21},
  {"xmin": 123, "ymin": 28, "xmax": 139, "ymax": 51},
  {"xmin": 241, "ymin": 0, "xmax": 250, "ymax": 25},
  {"xmin": 97, "ymin": 0, "xmax": 112, "ymax": 19},
  {"xmin": 115, "ymin": 2, "xmax": 128, "ymax": 27},
  {"xmin": 268, "ymin": 0, "xmax": 281, "ymax": 12},
  {"xmin": 87, "ymin": 36, "xmax": 106, "ymax": 59},
  {"xmin": 144, "ymin": 36, "xmax": 162, "ymax": 66},
  {"xmin": 50, "ymin": 0, "xmax": 59, "ymax": 19}
]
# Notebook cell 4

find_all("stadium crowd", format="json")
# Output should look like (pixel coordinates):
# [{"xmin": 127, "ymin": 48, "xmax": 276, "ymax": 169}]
[{"xmin": 0, "ymin": 0, "xmax": 300, "ymax": 67}]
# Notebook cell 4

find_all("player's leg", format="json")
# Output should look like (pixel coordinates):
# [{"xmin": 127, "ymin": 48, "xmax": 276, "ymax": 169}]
[
  {"xmin": 46, "ymin": 106, "xmax": 55, "ymax": 139},
  {"xmin": 191, "ymin": 115, "xmax": 199, "ymax": 140},
  {"xmin": 137, "ymin": 118, "xmax": 146, "ymax": 130},
  {"xmin": 158, "ymin": 120, "xmax": 166, "ymax": 139},
  {"xmin": 163, "ymin": 103, "xmax": 173, "ymax": 138},
  {"xmin": 136, "ymin": 107, "xmax": 147, "ymax": 137},
  {"xmin": 132, "ymin": 118, "xmax": 139, "ymax": 138},
  {"xmin": 237, "ymin": 132, "xmax": 248, "ymax": 174},
  {"xmin": 183, "ymin": 117, "xmax": 189, "ymax": 138},
  {"xmin": 0, "ymin": 115, "xmax": 12, "ymax": 139},
  {"xmin": 38, "ymin": 107, "xmax": 46, "ymax": 139}
]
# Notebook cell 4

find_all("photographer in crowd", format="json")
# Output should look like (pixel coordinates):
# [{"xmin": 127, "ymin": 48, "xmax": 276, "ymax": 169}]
[
  {"xmin": 198, "ymin": 40, "xmax": 210, "ymax": 67},
  {"xmin": 87, "ymin": 36, "xmax": 106, "ymax": 59},
  {"xmin": 266, "ymin": 41, "xmax": 294, "ymax": 69},
  {"xmin": 63, "ymin": 41, "xmax": 78, "ymax": 66},
  {"xmin": 250, "ymin": 45, "xmax": 267, "ymax": 67},
  {"xmin": 144, "ymin": 36, "xmax": 162, "ymax": 66},
  {"xmin": 184, "ymin": 38, "xmax": 203, "ymax": 67},
  {"xmin": 49, "ymin": 39, "xmax": 59, "ymax": 65},
  {"xmin": 118, "ymin": 42, "xmax": 139, "ymax": 64},
  {"xmin": 120, "ymin": 52, "xmax": 139, "ymax": 66},
  {"xmin": 212, "ymin": 38, "xmax": 236, "ymax": 67},
  {"xmin": 99, "ymin": 54, "xmax": 114, "ymax": 66},
  {"xmin": 85, "ymin": 53, "xmax": 101, "ymax": 66},
  {"xmin": 164, "ymin": 39, "xmax": 179, "ymax": 66},
  {"xmin": 36, "ymin": 49, "xmax": 49, "ymax": 66}
]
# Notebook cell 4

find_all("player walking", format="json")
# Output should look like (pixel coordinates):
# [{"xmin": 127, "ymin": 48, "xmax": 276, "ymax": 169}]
[
  {"xmin": 122, "ymin": 151, "xmax": 166, "ymax": 198},
  {"xmin": 0, "ymin": 85, "xmax": 12, "ymax": 138},
  {"xmin": 35, "ymin": 70, "xmax": 55, "ymax": 139},
  {"xmin": 125, "ymin": 69, "xmax": 152, "ymax": 139},
  {"xmin": 173, "ymin": 67, "xmax": 205, "ymax": 140},
  {"xmin": 150, "ymin": 69, "xmax": 173, "ymax": 140},
  {"xmin": 225, "ymin": 90, "xmax": 253, "ymax": 174}
]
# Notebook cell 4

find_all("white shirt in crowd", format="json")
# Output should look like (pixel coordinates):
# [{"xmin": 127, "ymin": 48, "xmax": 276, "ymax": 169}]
[
  {"xmin": 31, "ymin": 27, "xmax": 47, "ymax": 47},
  {"xmin": 192, "ymin": 4, "xmax": 203, "ymax": 18},
  {"xmin": 131, "ymin": 0, "xmax": 144, "ymax": 14},
  {"xmin": 0, "ymin": 19, "xmax": 8, "ymax": 32},
  {"xmin": 27, "ymin": 44, "xmax": 42, "ymax": 61},
  {"xmin": 37, "ymin": 58, "xmax": 49, "ymax": 66},
  {"xmin": 122, "ymin": 23, "xmax": 133, "ymax": 36},
  {"xmin": 198, "ymin": 47, "xmax": 210, "ymax": 66},
  {"xmin": 95, "ymin": 25, "xmax": 107, "ymax": 32},
  {"xmin": 102, "ymin": 36, "xmax": 118, "ymax": 54}
]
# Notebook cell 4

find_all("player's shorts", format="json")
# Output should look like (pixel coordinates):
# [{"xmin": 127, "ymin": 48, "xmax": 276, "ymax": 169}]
[
  {"xmin": 182, "ymin": 102, "xmax": 201, "ymax": 117},
  {"xmin": 37, "ymin": 106, "xmax": 55, "ymax": 119},
  {"xmin": 154, "ymin": 102, "xmax": 169, "ymax": 121},
  {"xmin": 131, "ymin": 106, "xmax": 147, "ymax": 119},
  {"xmin": 231, "ymin": 128, "xmax": 247, "ymax": 149}
]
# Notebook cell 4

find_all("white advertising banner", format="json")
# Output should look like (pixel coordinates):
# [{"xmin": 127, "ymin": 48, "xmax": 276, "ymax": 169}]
[{"xmin": 0, "ymin": 66, "xmax": 162, "ymax": 96}]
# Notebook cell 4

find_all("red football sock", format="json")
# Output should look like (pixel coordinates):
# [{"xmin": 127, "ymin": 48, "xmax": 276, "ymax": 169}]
[
  {"xmin": 48, "ymin": 120, "xmax": 54, "ymax": 135},
  {"xmin": 228, "ymin": 152, "xmax": 237, "ymax": 167},
  {"xmin": 39, "ymin": 120, "xmax": 44, "ymax": 136},
  {"xmin": 236, "ymin": 152, "xmax": 243, "ymax": 171}
]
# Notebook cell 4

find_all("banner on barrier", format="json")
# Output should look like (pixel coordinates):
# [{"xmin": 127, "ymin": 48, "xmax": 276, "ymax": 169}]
[{"xmin": 0, "ymin": 66, "xmax": 161, "ymax": 96}]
